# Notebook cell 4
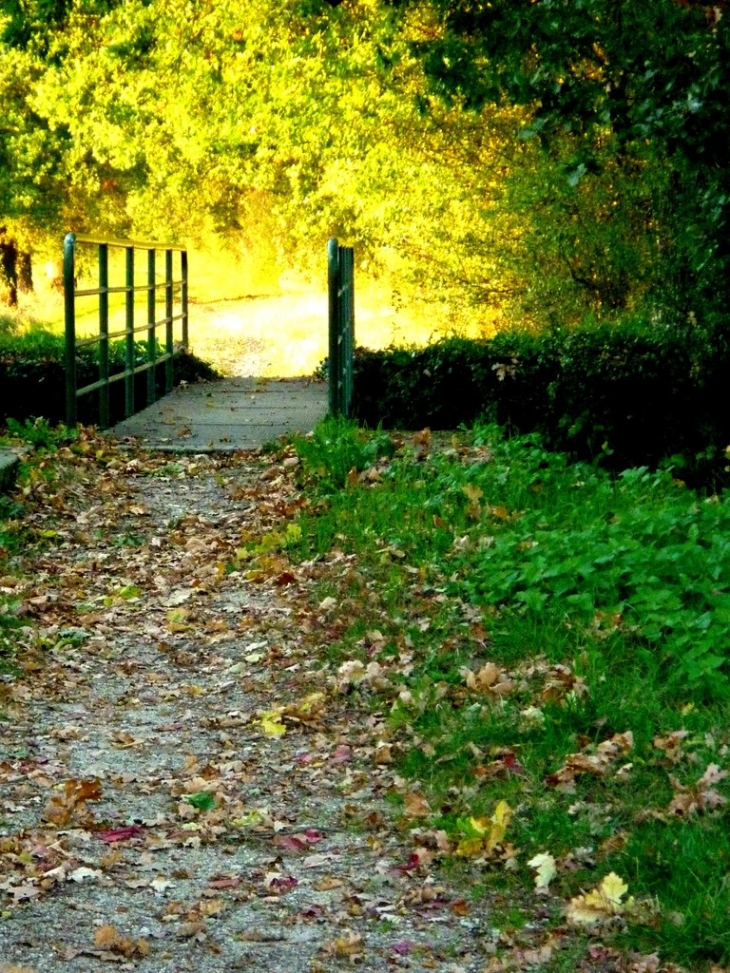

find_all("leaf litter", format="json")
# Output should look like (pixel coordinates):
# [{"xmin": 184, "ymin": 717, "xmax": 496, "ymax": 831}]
[
  {"xmin": 0, "ymin": 434, "xmax": 500, "ymax": 972},
  {"xmin": 0, "ymin": 430, "xmax": 720, "ymax": 973}
]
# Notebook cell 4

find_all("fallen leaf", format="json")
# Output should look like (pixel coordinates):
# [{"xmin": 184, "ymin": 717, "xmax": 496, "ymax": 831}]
[
  {"xmin": 258, "ymin": 709, "xmax": 286, "ymax": 736},
  {"xmin": 566, "ymin": 872, "xmax": 634, "ymax": 925},
  {"xmin": 456, "ymin": 801, "xmax": 512, "ymax": 857},
  {"xmin": 273, "ymin": 830, "xmax": 323, "ymax": 852},
  {"xmin": 94, "ymin": 925, "xmax": 150, "ymax": 957},
  {"xmin": 528, "ymin": 852, "xmax": 557, "ymax": 890},
  {"xmin": 668, "ymin": 763, "xmax": 728, "ymax": 816},
  {"xmin": 98, "ymin": 825, "xmax": 145, "ymax": 843},
  {"xmin": 322, "ymin": 931, "xmax": 365, "ymax": 958},
  {"xmin": 653, "ymin": 730, "xmax": 690, "ymax": 764},
  {"xmin": 185, "ymin": 791, "xmax": 216, "ymax": 811},
  {"xmin": 68, "ymin": 867, "xmax": 102, "ymax": 883},
  {"xmin": 403, "ymin": 792, "xmax": 432, "ymax": 818}
]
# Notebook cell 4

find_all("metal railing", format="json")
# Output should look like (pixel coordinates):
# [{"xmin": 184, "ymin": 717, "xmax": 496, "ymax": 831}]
[
  {"xmin": 327, "ymin": 238, "xmax": 355, "ymax": 418},
  {"xmin": 63, "ymin": 233, "xmax": 188, "ymax": 428}
]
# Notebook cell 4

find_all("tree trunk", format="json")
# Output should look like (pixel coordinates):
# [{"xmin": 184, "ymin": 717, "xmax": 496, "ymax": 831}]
[{"xmin": 0, "ymin": 228, "xmax": 33, "ymax": 306}]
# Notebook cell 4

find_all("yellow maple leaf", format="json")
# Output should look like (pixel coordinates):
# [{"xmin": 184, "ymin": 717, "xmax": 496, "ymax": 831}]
[
  {"xmin": 456, "ymin": 801, "xmax": 513, "ymax": 856},
  {"xmin": 567, "ymin": 872, "xmax": 634, "ymax": 925},
  {"xmin": 464, "ymin": 815, "xmax": 492, "ymax": 837},
  {"xmin": 258, "ymin": 710, "xmax": 286, "ymax": 736},
  {"xmin": 455, "ymin": 837, "xmax": 486, "ymax": 858},
  {"xmin": 486, "ymin": 799, "xmax": 512, "ymax": 851}
]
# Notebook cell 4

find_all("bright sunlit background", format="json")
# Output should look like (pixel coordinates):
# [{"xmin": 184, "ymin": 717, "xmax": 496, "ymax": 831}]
[{"xmin": 15, "ymin": 236, "xmax": 484, "ymax": 378}]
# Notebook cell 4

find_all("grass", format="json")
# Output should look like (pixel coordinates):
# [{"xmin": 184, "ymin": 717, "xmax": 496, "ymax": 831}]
[{"xmin": 289, "ymin": 419, "xmax": 730, "ymax": 970}]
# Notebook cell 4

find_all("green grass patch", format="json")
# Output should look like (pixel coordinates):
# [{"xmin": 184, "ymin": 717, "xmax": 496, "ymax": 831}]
[{"xmin": 292, "ymin": 420, "xmax": 730, "ymax": 969}]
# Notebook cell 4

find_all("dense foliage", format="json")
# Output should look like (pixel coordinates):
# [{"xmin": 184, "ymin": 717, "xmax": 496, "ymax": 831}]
[
  {"xmin": 400, "ymin": 0, "xmax": 730, "ymax": 328},
  {"xmin": 351, "ymin": 326, "xmax": 730, "ymax": 487},
  {"xmin": 5, "ymin": 0, "xmax": 725, "ymax": 335}
]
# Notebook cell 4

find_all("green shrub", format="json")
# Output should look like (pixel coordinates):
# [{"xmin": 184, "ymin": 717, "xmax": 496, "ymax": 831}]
[
  {"xmin": 294, "ymin": 417, "xmax": 394, "ymax": 490},
  {"xmin": 0, "ymin": 328, "xmax": 219, "ymax": 428},
  {"xmin": 350, "ymin": 320, "xmax": 730, "ymax": 488}
]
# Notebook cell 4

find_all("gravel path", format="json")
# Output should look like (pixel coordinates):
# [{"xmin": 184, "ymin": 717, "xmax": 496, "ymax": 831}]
[{"xmin": 0, "ymin": 445, "xmax": 495, "ymax": 972}]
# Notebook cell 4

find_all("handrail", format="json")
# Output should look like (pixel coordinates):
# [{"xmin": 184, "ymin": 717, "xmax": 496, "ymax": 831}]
[
  {"xmin": 71, "ymin": 234, "xmax": 187, "ymax": 252},
  {"xmin": 327, "ymin": 238, "xmax": 355, "ymax": 418},
  {"xmin": 64, "ymin": 233, "xmax": 189, "ymax": 428}
]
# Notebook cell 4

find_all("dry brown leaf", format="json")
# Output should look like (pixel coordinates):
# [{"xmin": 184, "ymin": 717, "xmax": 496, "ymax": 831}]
[
  {"xmin": 41, "ymin": 777, "xmax": 102, "ymax": 826},
  {"xmin": 653, "ymin": 730, "xmax": 690, "ymax": 763},
  {"xmin": 94, "ymin": 925, "xmax": 150, "ymax": 957},
  {"xmin": 322, "ymin": 931, "xmax": 365, "ymax": 958},
  {"xmin": 547, "ymin": 732, "xmax": 634, "ymax": 791},
  {"xmin": 566, "ymin": 872, "xmax": 634, "ymax": 925},
  {"xmin": 464, "ymin": 662, "xmax": 500, "ymax": 690},
  {"xmin": 668, "ymin": 763, "xmax": 728, "ymax": 816},
  {"xmin": 403, "ymin": 792, "xmax": 432, "ymax": 818}
]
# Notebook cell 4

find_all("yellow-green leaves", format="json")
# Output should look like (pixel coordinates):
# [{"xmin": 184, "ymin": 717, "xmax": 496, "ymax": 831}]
[
  {"xmin": 257, "ymin": 708, "xmax": 287, "ymax": 737},
  {"xmin": 455, "ymin": 800, "xmax": 512, "ymax": 858}
]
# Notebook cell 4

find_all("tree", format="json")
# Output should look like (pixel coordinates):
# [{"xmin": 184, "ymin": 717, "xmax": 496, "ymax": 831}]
[{"xmin": 394, "ymin": 0, "xmax": 730, "ymax": 327}]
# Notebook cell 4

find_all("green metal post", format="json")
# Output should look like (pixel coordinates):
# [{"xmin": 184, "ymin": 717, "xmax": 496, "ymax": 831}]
[
  {"xmin": 63, "ymin": 233, "xmax": 78, "ymax": 427},
  {"xmin": 181, "ymin": 249, "xmax": 189, "ymax": 349},
  {"xmin": 342, "ymin": 246, "xmax": 354, "ymax": 418},
  {"xmin": 98, "ymin": 243, "xmax": 110, "ymax": 428},
  {"xmin": 165, "ymin": 249, "xmax": 174, "ymax": 394},
  {"xmin": 147, "ymin": 248, "xmax": 156, "ymax": 405},
  {"xmin": 327, "ymin": 238, "xmax": 340, "ymax": 417},
  {"xmin": 125, "ymin": 246, "xmax": 135, "ymax": 418}
]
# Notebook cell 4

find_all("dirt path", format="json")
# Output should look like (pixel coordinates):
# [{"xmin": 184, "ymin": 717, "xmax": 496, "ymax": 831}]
[{"xmin": 0, "ymin": 441, "xmax": 493, "ymax": 972}]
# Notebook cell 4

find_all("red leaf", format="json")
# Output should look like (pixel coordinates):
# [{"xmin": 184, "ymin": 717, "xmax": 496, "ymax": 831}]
[
  {"xmin": 392, "ymin": 853, "xmax": 421, "ymax": 874},
  {"xmin": 330, "ymin": 745, "xmax": 352, "ymax": 765},
  {"xmin": 268, "ymin": 875, "xmax": 298, "ymax": 892},
  {"xmin": 98, "ymin": 825, "xmax": 144, "ymax": 843},
  {"xmin": 273, "ymin": 830, "xmax": 322, "ymax": 852},
  {"xmin": 274, "ymin": 572, "xmax": 297, "ymax": 586},
  {"xmin": 208, "ymin": 877, "xmax": 241, "ymax": 889}
]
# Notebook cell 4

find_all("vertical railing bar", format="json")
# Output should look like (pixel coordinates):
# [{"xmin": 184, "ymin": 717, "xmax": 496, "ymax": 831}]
[
  {"xmin": 343, "ymin": 247, "xmax": 354, "ymax": 418},
  {"xmin": 125, "ymin": 246, "xmax": 135, "ymax": 418},
  {"xmin": 327, "ymin": 238, "xmax": 340, "ymax": 417},
  {"xmin": 340, "ymin": 247, "xmax": 347, "ymax": 419},
  {"xmin": 337, "ymin": 247, "xmax": 346, "ymax": 417},
  {"xmin": 63, "ymin": 233, "xmax": 78, "ymax": 427},
  {"xmin": 165, "ymin": 249, "xmax": 174, "ymax": 394},
  {"xmin": 147, "ymin": 248, "xmax": 156, "ymax": 406},
  {"xmin": 98, "ymin": 242, "xmax": 110, "ymax": 429},
  {"xmin": 181, "ymin": 250, "xmax": 189, "ymax": 349}
]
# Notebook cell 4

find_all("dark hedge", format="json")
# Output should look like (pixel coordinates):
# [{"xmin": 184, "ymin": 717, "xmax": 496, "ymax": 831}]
[
  {"xmin": 0, "ymin": 332, "xmax": 219, "ymax": 428},
  {"xmin": 351, "ymin": 322, "xmax": 730, "ymax": 488}
]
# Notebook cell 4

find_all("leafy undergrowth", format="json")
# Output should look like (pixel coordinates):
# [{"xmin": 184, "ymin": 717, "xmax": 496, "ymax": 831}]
[{"xmin": 290, "ymin": 418, "xmax": 730, "ymax": 972}]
